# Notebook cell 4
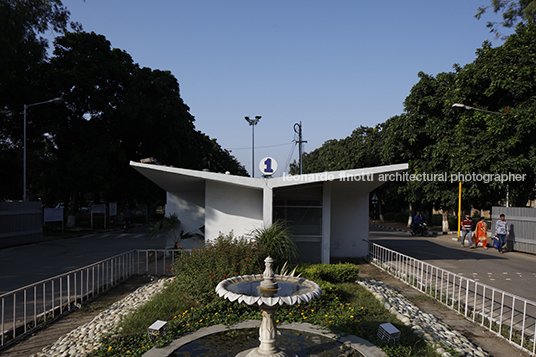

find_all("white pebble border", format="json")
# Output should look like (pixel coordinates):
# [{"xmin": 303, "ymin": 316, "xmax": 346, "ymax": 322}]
[
  {"xmin": 359, "ymin": 279, "xmax": 489, "ymax": 357},
  {"xmin": 30, "ymin": 277, "xmax": 173, "ymax": 357}
]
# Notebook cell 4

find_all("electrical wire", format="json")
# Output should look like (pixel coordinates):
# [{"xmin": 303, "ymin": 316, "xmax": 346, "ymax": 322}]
[{"xmin": 228, "ymin": 141, "xmax": 294, "ymax": 150}]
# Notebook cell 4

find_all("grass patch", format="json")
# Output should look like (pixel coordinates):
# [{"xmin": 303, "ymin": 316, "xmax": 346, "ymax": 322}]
[{"xmin": 119, "ymin": 279, "xmax": 199, "ymax": 334}]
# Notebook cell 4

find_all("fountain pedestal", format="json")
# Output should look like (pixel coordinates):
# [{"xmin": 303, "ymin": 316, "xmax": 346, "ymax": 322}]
[
  {"xmin": 215, "ymin": 257, "xmax": 322, "ymax": 357},
  {"xmin": 235, "ymin": 306, "xmax": 296, "ymax": 357}
]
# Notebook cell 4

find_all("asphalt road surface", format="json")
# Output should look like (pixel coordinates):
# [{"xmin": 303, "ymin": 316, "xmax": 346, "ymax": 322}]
[
  {"xmin": 0, "ymin": 227, "xmax": 202, "ymax": 295},
  {"xmin": 369, "ymin": 226, "xmax": 536, "ymax": 303}
]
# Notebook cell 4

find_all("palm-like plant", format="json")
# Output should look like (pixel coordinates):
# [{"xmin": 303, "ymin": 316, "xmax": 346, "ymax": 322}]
[
  {"xmin": 249, "ymin": 220, "xmax": 299, "ymax": 266},
  {"xmin": 146, "ymin": 214, "xmax": 203, "ymax": 248}
]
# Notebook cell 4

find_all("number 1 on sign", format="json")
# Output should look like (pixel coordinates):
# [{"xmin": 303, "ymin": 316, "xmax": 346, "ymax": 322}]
[
  {"xmin": 264, "ymin": 158, "xmax": 274, "ymax": 173},
  {"xmin": 259, "ymin": 157, "xmax": 277, "ymax": 176}
]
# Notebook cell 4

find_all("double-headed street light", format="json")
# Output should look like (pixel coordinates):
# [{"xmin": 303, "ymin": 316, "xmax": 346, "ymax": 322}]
[
  {"xmin": 23, "ymin": 97, "xmax": 63, "ymax": 201},
  {"xmin": 245, "ymin": 116, "xmax": 261, "ymax": 178},
  {"xmin": 451, "ymin": 103, "xmax": 502, "ymax": 237}
]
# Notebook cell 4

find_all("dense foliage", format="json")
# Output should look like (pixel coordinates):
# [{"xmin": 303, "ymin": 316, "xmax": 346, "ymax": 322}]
[
  {"xmin": 293, "ymin": 24, "xmax": 536, "ymax": 222},
  {"xmin": 1, "ymin": 2, "xmax": 246, "ymax": 208},
  {"xmin": 297, "ymin": 262, "xmax": 361, "ymax": 284},
  {"xmin": 476, "ymin": 0, "xmax": 536, "ymax": 36},
  {"xmin": 172, "ymin": 232, "xmax": 264, "ymax": 304}
]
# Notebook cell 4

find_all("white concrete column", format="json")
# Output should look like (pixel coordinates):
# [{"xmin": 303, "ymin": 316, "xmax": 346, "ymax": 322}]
[
  {"xmin": 263, "ymin": 186, "xmax": 273, "ymax": 228},
  {"xmin": 322, "ymin": 182, "xmax": 331, "ymax": 264}
]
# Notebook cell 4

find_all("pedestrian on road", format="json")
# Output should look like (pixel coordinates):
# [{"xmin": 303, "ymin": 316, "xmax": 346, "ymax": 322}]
[
  {"xmin": 474, "ymin": 217, "xmax": 488, "ymax": 249},
  {"xmin": 461, "ymin": 213, "xmax": 473, "ymax": 248},
  {"xmin": 495, "ymin": 214, "xmax": 509, "ymax": 254}
]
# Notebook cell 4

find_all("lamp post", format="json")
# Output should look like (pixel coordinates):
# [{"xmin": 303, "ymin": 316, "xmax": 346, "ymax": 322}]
[
  {"xmin": 245, "ymin": 116, "xmax": 261, "ymax": 178},
  {"xmin": 451, "ymin": 103, "xmax": 502, "ymax": 237},
  {"xmin": 23, "ymin": 97, "xmax": 63, "ymax": 201}
]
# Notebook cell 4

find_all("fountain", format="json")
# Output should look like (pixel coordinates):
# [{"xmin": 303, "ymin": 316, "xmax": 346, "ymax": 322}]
[{"xmin": 215, "ymin": 257, "xmax": 322, "ymax": 357}]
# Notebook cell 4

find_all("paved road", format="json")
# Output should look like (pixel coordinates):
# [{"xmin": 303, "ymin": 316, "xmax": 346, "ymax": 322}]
[
  {"xmin": 0, "ymin": 227, "xmax": 202, "ymax": 295},
  {"xmin": 369, "ymin": 226, "xmax": 536, "ymax": 303}
]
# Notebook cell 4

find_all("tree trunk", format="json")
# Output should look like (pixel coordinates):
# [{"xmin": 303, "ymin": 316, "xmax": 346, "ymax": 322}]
[
  {"xmin": 441, "ymin": 209, "xmax": 449, "ymax": 232},
  {"xmin": 378, "ymin": 196, "xmax": 384, "ymax": 223},
  {"xmin": 407, "ymin": 203, "xmax": 413, "ymax": 228},
  {"xmin": 67, "ymin": 189, "xmax": 77, "ymax": 228}
]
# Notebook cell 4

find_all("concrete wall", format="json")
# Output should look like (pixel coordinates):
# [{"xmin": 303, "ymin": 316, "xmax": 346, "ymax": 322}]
[
  {"xmin": 492, "ymin": 206, "xmax": 536, "ymax": 254},
  {"xmin": 329, "ymin": 185, "xmax": 369, "ymax": 258},
  {"xmin": 166, "ymin": 189, "xmax": 205, "ymax": 234},
  {"xmin": 205, "ymin": 181, "xmax": 263, "ymax": 242},
  {"xmin": 0, "ymin": 201, "xmax": 43, "ymax": 248}
]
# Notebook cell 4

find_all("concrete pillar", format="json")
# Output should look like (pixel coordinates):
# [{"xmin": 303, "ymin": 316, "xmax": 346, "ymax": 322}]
[{"xmin": 263, "ymin": 186, "xmax": 273, "ymax": 228}]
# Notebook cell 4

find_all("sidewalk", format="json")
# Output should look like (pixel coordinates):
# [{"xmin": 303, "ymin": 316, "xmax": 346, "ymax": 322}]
[
  {"xmin": 0, "ymin": 276, "xmax": 152, "ymax": 357},
  {"xmin": 358, "ymin": 261, "xmax": 530, "ymax": 357},
  {"xmin": 370, "ymin": 220, "xmax": 458, "ymax": 236}
]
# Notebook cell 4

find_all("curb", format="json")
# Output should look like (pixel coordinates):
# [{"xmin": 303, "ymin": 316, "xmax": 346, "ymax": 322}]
[{"xmin": 370, "ymin": 224, "xmax": 457, "ymax": 237}]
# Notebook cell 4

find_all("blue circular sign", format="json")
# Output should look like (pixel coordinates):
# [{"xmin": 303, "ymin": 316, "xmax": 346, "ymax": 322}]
[{"xmin": 259, "ymin": 157, "xmax": 277, "ymax": 176}]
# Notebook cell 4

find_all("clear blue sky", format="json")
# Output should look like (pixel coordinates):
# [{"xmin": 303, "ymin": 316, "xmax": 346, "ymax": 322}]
[{"xmin": 57, "ymin": 0, "xmax": 508, "ymax": 177}]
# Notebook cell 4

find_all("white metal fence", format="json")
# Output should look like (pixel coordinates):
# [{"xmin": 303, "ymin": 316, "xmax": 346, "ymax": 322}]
[
  {"xmin": 0, "ymin": 249, "xmax": 184, "ymax": 350},
  {"xmin": 367, "ymin": 242, "xmax": 536, "ymax": 355}
]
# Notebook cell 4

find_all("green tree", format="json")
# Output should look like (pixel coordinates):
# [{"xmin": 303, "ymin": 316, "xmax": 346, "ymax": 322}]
[
  {"xmin": 476, "ymin": 0, "xmax": 536, "ymax": 36},
  {"xmin": 451, "ymin": 24, "xmax": 536, "ymax": 207},
  {"xmin": 0, "ymin": 0, "xmax": 73, "ymax": 200},
  {"xmin": 35, "ymin": 31, "xmax": 247, "ymax": 214}
]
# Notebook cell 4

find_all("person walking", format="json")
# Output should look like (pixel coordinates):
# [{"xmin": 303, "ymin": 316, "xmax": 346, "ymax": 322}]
[
  {"xmin": 495, "ymin": 214, "xmax": 509, "ymax": 254},
  {"xmin": 461, "ymin": 213, "xmax": 473, "ymax": 248},
  {"xmin": 474, "ymin": 216, "xmax": 488, "ymax": 249}
]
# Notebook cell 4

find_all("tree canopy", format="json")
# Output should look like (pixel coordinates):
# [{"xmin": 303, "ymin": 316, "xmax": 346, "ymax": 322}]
[
  {"xmin": 296, "ymin": 24, "xmax": 536, "ymax": 216},
  {"xmin": 1, "ymin": 3, "xmax": 247, "ymax": 210},
  {"xmin": 476, "ymin": 0, "xmax": 536, "ymax": 36}
]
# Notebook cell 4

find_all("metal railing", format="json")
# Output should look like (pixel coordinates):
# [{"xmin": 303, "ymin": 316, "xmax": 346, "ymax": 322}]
[
  {"xmin": 0, "ymin": 249, "xmax": 184, "ymax": 350},
  {"xmin": 367, "ymin": 242, "xmax": 536, "ymax": 355}
]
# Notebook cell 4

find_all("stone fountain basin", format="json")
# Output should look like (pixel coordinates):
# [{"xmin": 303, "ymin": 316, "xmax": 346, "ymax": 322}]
[{"xmin": 215, "ymin": 274, "xmax": 322, "ymax": 307}]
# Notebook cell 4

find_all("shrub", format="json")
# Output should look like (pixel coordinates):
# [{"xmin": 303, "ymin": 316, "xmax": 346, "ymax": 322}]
[
  {"xmin": 173, "ymin": 232, "xmax": 263, "ymax": 304},
  {"xmin": 297, "ymin": 263, "xmax": 359, "ymax": 284},
  {"xmin": 394, "ymin": 212, "xmax": 408, "ymax": 223},
  {"xmin": 383, "ymin": 212, "xmax": 396, "ymax": 222},
  {"xmin": 248, "ymin": 220, "xmax": 299, "ymax": 267}
]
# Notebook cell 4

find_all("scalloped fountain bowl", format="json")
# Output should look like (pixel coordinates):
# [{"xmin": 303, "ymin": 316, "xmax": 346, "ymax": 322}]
[{"xmin": 215, "ymin": 257, "xmax": 322, "ymax": 357}]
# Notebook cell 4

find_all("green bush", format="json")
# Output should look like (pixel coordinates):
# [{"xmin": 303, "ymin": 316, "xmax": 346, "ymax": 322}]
[
  {"xmin": 448, "ymin": 216, "xmax": 459, "ymax": 231},
  {"xmin": 383, "ymin": 212, "xmax": 396, "ymax": 222},
  {"xmin": 297, "ymin": 263, "xmax": 359, "ymax": 284},
  {"xmin": 394, "ymin": 212, "xmax": 408, "ymax": 223},
  {"xmin": 173, "ymin": 232, "xmax": 263, "ymax": 304},
  {"xmin": 431, "ymin": 214, "xmax": 442, "ymax": 226}
]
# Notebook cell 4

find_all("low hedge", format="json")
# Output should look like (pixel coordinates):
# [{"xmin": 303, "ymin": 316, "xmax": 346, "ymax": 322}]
[{"xmin": 297, "ymin": 263, "xmax": 359, "ymax": 284}]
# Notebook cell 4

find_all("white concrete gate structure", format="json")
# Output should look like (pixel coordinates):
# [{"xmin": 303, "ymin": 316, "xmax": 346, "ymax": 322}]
[{"xmin": 131, "ymin": 161, "xmax": 408, "ymax": 263}]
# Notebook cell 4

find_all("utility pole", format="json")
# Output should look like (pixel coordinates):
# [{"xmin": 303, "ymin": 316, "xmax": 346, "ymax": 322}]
[{"xmin": 293, "ymin": 122, "xmax": 307, "ymax": 174}]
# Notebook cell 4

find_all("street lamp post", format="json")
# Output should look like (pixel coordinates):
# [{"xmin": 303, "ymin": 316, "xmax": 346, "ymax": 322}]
[
  {"xmin": 451, "ymin": 103, "xmax": 502, "ymax": 237},
  {"xmin": 245, "ymin": 116, "xmax": 261, "ymax": 178},
  {"xmin": 23, "ymin": 97, "xmax": 63, "ymax": 201}
]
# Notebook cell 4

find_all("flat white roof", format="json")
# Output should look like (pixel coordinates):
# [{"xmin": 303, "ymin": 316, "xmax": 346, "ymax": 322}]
[{"xmin": 130, "ymin": 161, "xmax": 408, "ymax": 192}]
